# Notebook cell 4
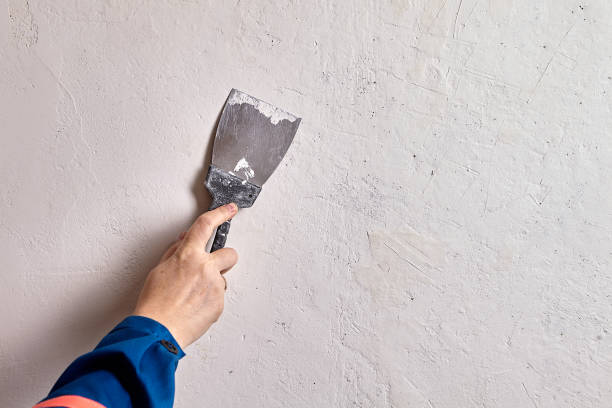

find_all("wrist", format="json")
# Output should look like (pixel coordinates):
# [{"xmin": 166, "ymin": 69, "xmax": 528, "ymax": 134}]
[{"xmin": 131, "ymin": 310, "xmax": 185, "ymax": 348}]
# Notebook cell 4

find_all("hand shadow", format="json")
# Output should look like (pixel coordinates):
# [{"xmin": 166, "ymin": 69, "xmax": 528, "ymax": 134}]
[{"xmin": 0, "ymin": 106, "xmax": 225, "ymax": 407}]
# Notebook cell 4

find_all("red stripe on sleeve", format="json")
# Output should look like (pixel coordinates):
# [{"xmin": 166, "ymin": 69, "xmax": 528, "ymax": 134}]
[{"xmin": 33, "ymin": 395, "xmax": 107, "ymax": 408}]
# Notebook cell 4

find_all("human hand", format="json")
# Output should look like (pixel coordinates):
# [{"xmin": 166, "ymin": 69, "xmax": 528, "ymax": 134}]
[{"xmin": 133, "ymin": 203, "xmax": 239, "ymax": 348}]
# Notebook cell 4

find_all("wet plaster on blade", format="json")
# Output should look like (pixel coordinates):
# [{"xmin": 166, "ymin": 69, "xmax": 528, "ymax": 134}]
[
  {"xmin": 233, "ymin": 157, "xmax": 255, "ymax": 183},
  {"xmin": 228, "ymin": 91, "xmax": 298, "ymax": 125},
  {"xmin": 2, "ymin": 1, "xmax": 612, "ymax": 407}
]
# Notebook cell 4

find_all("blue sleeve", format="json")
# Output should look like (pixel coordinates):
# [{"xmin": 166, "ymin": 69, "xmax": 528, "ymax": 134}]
[{"xmin": 35, "ymin": 316, "xmax": 185, "ymax": 408}]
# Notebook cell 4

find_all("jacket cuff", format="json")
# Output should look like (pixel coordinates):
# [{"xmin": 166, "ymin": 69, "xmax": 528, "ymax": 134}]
[{"xmin": 106, "ymin": 315, "xmax": 186, "ymax": 358}]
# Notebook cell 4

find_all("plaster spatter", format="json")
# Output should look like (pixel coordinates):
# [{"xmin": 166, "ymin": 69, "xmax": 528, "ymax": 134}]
[
  {"xmin": 227, "ymin": 91, "xmax": 298, "ymax": 125},
  {"xmin": 233, "ymin": 157, "xmax": 255, "ymax": 183}
]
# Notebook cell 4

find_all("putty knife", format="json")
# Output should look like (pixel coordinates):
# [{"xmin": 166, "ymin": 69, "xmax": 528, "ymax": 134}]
[{"xmin": 205, "ymin": 89, "xmax": 301, "ymax": 252}]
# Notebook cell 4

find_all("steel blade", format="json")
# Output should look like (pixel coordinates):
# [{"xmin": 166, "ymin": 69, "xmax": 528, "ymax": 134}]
[{"xmin": 211, "ymin": 89, "xmax": 301, "ymax": 187}]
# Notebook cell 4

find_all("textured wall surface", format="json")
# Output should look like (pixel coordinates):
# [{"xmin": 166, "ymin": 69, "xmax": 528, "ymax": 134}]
[{"xmin": 2, "ymin": 1, "xmax": 612, "ymax": 407}]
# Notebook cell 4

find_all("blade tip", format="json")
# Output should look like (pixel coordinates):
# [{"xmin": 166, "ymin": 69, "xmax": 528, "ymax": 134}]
[{"xmin": 226, "ymin": 89, "xmax": 301, "ymax": 126}]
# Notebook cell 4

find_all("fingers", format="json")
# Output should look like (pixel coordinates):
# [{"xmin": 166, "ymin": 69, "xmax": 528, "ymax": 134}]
[
  {"xmin": 208, "ymin": 247, "xmax": 238, "ymax": 273},
  {"xmin": 181, "ymin": 204, "xmax": 238, "ymax": 250},
  {"xmin": 161, "ymin": 241, "xmax": 180, "ymax": 262},
  {"xmin": 160, "ymin": 232, "xmax": 186, "ymax": 261}
]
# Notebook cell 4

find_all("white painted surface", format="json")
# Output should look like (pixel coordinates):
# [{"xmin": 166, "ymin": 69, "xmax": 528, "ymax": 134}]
[{"xmin": 1, "ymin": 1, "xmax": 612, "ymax": 407}]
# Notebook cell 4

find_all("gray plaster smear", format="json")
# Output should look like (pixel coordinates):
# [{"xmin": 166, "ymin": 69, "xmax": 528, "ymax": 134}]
[{"xmin": 1, "ymin": 1, "xmax": 612, "ymax": 407}]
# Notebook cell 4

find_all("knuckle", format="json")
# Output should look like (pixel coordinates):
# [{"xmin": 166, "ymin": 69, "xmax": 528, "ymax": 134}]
[
  {"xmin": 201, "ymin": 259, "xmax": 217, "ymax": 274},
  {"xmin": 226, "ymin": 248, "xmax": 239, "ymax": 263},
  {"xmin": 176, "ymin": 244, "xmax": 200, "ymax": 263},
  {"xmin": 176, "ymin": 246, "xmax": 192, "ymax": 262},
  {"xmin": 196, "ymin": 213, "xmax": 214, "ymax": 230},
  {"xmin": 210, "ymin": 280, "xmax": 225, "ymax": 295},
  {"xmin": 211, "ymin": 248, "xmax": 238, "ymax": 269},
  {"xmin": 212, "ymin": 301, "xmax": 224, "ymax": 320}
]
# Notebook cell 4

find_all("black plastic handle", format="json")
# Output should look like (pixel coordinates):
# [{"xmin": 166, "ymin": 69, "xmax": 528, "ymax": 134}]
[
  {"xmin": 211, "ymin": 219, "xmax": 231, "ymax": 252},
  {"xmin": 204, "ymin": 165, "xmax": 262, "ymax": 253}
]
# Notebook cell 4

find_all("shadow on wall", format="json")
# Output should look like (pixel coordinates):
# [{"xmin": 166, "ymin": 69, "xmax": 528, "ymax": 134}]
[
  {"xmin": 190, "ymin": 104, "xmax": 224, "ymax": 219},
  {"xmin": 0, "ymin": 107, "xmax": 224, "ymax": 406},
  {"xmin": 0, "ymin": 226, "xmax": 174, "ymax": 405}
]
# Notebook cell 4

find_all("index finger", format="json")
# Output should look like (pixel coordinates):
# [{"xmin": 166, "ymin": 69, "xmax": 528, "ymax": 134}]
[{"xmin": 181, "ymin": 203, "xmax": 237, "ymax": 250}]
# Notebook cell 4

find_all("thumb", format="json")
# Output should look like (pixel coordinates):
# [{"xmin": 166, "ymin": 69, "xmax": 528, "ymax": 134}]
[{"xmin": 181, "ymin": 203, "xmax": 237, "ymax": 250}]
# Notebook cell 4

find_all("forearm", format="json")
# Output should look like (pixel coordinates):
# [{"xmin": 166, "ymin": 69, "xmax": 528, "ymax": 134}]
[
  {"xmin": 34, "ymin": 205, "xmax": 238, "ymax": 408},
  {"xmin": 34, "ymin": 316, "xmax": 184, "ymax": 408}
]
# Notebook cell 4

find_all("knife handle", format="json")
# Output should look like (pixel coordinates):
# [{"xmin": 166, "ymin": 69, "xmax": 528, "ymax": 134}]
[
  {"xmin": 204, "ymin": 165, "xmax": 262, "ymax": 253},
  {"xmin": 205, "ymin": 165, "xmax": 262, "ymax": 210},
  {"xmin": 211, "ymin": 219, "xmax": 231, "ymax": 252}
]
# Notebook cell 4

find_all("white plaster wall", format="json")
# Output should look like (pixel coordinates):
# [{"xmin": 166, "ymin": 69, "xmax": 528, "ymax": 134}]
[{"xmin": 2, "ymin": 1, "xmax": 612, "ymax": 406}]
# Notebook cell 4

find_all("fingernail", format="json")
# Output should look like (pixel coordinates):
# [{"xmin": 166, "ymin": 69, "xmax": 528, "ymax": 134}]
[{"xmin": 226, "ymin": 203, "xmax": 238, "ymax": 213}]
